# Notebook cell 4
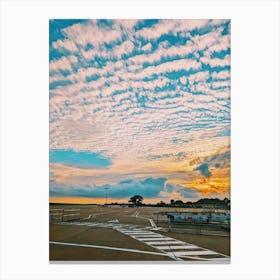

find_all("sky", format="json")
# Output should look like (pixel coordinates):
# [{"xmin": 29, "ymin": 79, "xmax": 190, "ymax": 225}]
[{"xmin": 49, "ymin": 19, "xmax": 230, "ymax": 204}]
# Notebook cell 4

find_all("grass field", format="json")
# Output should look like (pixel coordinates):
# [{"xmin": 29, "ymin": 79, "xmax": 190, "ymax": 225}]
[{"xmin": 49, "ymin": 205, "xmax": 230, "ymax": 262}]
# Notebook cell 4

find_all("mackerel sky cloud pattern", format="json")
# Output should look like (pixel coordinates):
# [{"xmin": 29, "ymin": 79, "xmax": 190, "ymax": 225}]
[{"xmin": 49, "ymin": 19, "xmax": 230, "ymax": 203}]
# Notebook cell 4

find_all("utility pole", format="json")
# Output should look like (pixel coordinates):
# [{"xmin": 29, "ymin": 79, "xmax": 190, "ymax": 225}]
[
  {"xmin": 104, "ymin": 187, "xmax": 109, "ymax": 205},
  {"xmin": 122, "ymin": 190, "xmax": 125, "ymax": 205}
]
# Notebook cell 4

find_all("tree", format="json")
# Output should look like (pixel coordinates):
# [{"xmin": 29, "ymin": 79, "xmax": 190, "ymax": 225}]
[
  {"xmin": 157, "ymin": 201, "xmax": 166, "ymax": 206},
  {"xmin": 129, "ymin": 195, "xmax": 143, "ymax": 206},
  {"xmin": 174, "ymin": 200, "xmax": 184, "ymax": 205}
]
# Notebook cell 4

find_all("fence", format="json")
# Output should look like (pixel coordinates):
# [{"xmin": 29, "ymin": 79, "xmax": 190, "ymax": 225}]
[
  {"xmin": 49, "ymin": 208, "xmax": 80, "ymax": 223},
  {"xmin": 154, "ymin": 211, "xmax": 230, "ymax": 235}
]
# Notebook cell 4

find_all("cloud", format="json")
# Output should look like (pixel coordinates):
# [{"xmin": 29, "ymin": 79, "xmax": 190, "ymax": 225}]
[
  {"xmin": 180, "ymin": 76, "xmax": 187, "ymax": 84},
  {"xmin": 201, "ymin": 54, "xmax": 230, "ymax": 68},
  {"xmin": 50, "ymin": 176, "xmax": 199, "ymax": 200},
  {"xmin": 141, "ymin": 42, "xmax": 152, "ymax": 52},
  {"xmin": 49, "ymin": 56, "xmax": 78, "ymax": 73},
  {"xmin": 194, "ymin": 163, "xmax": 212, "ymax": 178},
  {"xmin": 187, "ymin": 70, "xmax": 210, "ymax": 84},
  {"xmin": 57, "ymin": 19, "xmax": 139, "ymax": 49},
  {"xmin": 49, "ymin": 19, "xmax": 231, "ymax": 200},
  {"xmin": 204, "ymin": 148, "xmax": 230, "ymax": 169},
  {"xmin": 52, "ymin": 39, "xmax": 78, "ymax": 52},
  {"xmin": 191, "ymin": 147, "xmax": 230, "ymax": 183},
  {"xmin": 135, "ymin": 19, "xmax": 211, "ymax": 40},
  {"xmin": 137, "ymin": 58, "xmax": 201, "ymax": 79},
  {"xmin": 50, "ymin": 177, "xmax": 167, "ymax": 198},
  {"xmin": 114, "ymin": 40, "xmax": 134, "ymax": 58},
  {"xmin": 211, "ymin": 70, "xmax": 230, "ymax": 80}
]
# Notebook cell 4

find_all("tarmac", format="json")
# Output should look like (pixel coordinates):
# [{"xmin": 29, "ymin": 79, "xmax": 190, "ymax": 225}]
[{"xmin": 49, "ymin": 205, "xmax": 230, "ymax": 262}]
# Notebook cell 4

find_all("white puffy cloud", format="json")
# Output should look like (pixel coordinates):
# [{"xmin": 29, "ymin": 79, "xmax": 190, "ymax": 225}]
[
  {"xmin": 180, "ymin": 76, "xmax": 187, "ymax": 84},
  {"xmin": 141, "ymin": 42, "xmax": 152, "ymax": 52},
  {"xmin": 49, "ymin": 19, "xmax": 231, "ymax": 199},
  {"xmin": 50, "ymin": 56, "xmax": 77, "ymax": 72},
  {"xmin": 211, "ymin": 70, "xmax": 230, "ymax": 80},
  {"xmin": 188, "ymin": 71, "xmax": 210, "ymax": 84},
  {"xmin": 52, "ymin": 39, "xmax": 78, "ymax": 52},
  {"xmin": 114, "ymin": 40, "xmax": 134, "ymax": 58},
  {"xmin": 135, "ymin": 19, "xmax": 210, "ymax": 40}
]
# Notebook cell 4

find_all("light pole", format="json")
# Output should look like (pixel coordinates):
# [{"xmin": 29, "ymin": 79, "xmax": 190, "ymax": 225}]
[
  {"xmin": 104, "ymin": 187, "xmax": 109, "ymax": 205},
  {"xmin": 122, "ymin": 190, "xmax": 125, "ymax": 205}
]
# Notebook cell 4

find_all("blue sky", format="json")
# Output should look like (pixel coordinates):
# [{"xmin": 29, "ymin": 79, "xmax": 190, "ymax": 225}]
[
  {"xmin": 49, "ymin": 19, "xmax": 230, "ymax": 203},
  {"xmin": 50, "ymin": 149, "xmax": 111, "ymax": 168}
]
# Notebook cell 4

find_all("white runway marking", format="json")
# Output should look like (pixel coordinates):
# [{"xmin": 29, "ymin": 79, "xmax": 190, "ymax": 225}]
[
  {"xmin": 50, "ymin": 241, "xmax": 174, "ymax": 259},
  {"xmin": 137, "ymin": 237, "xmax": 174, "ymax": 241},
  {"xmin": 63, "ymin": 213, "xmax": 80, "ymax": 217},
  {"xmin": 108, "ymin": 219, "xmax": 119, "ymax": 223},
  {"xmin": 57, "ymin": 221, "xmax": 230, "ymax": 262},
  {"xmin": 149, "ymin": 219, "xmax": 157, "ymax": 227},
  {"xmin": 155, "ymin": 245, "xmax": 198, "ymax": 250},
  {"xmin": 146, "ymin": 241, "xmax": 185, "ymax": 245},
  {"xmin": 170, "ymin": 250, "xmax": 217, "ymax": 257},
  {"xmin": 132, "ymin": 211, "xmax": 140, "ymax": 218},
  {"xmin": 119, "ymin": 231, "xmax": 148, "ymax": 234},
  {"xmin": 205, "ymin": 257, "xmax": 231, "ymax": 262},
  {"xmin": 131, "ymin": 233, "xmax": 162, "ymax": 236}
]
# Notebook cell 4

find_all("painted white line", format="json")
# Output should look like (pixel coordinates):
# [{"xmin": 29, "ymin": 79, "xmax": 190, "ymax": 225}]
[
  {"xmin": 121, "ymin": 232, "xmax": 156, "ymax": 235},
  {"xmin": 206, "ymin": 258, "xmax": 231, "ymax": 262},
  {"xmin": 108, "ymin": 219, "xmax": 119, "ymax": 223},
  {"xmin": 132, "ymin": 211, "xmax": 140, "ymax": 217},
  {"xmin": 82, "ymin": 214, "xmax": 95, "ymax": 220},
  {"xmin": 149, "ymin": 219, "xmax": 157, "ymax": 227},
  {"xmin": 57, "ymin": 221, "xmax": 229, "ymax": 261},
  {"xmin": 130, "ymin": 233, "xmax": 161, "ymax": 236},
  {"xmin": 119, "ymin": 231, "xmax": 149, "ymax": 234},
  {"xmin": 146, "ymin": 241, "xmax": 185, "ymax": 245},
  {"xmin": 137, "ymin": 237, "xmax": 174, "ymax": 241},
  {"xmin": 49, "ymin": 241, "xmax": 175, "ymax": 259},
  {"xmin": 154, "ymin": 245, "xmax": 199, "ymax": 250},
  {"xmin": 132, "ymin": 235, "xmax": 163, "ymax": 238},
  {"xmin": 63, "ymin": 213, "xmax": 80, "ymax": 217},
  {"xmin": 171, "ymin": 250, "xmax": 217, "ymax": 257},
  {"xmin": 100, "ymin": 225, "xmax": 113, "ymax": 227}
]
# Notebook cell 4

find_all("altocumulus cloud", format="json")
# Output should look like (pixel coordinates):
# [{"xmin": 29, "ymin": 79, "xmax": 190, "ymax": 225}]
[
  {"xmin": 49, "ymin": 19, "xmax": 230, "ymax": 200},
  {"xmin": 193, "ymin": 147, "xmax": 230, "ymax": 177}
]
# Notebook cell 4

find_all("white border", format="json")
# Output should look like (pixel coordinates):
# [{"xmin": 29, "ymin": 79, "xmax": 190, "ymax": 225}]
[{"xmin": 1, "ymin": 0, "xmax": 279, "ymax": 279}]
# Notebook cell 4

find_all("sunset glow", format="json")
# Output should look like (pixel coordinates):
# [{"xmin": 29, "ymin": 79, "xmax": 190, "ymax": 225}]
[{"xmin": 49, "ymin": 19, "xmax": 230, "ymax": 204}]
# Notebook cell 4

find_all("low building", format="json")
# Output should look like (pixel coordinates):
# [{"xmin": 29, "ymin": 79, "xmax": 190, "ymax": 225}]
[{"xmin": 166, "ymin": 211, "xmax": 230, "ymax": 224}]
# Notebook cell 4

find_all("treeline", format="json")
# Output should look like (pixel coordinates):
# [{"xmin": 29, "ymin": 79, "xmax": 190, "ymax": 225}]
[
  {"xmin": 154, "ymin": 197, "xmax": 230, "ymax": 209},
  {"xmin": 50, "ymin": 197, "xmax": 230, "ymax": 209},
  {"xmin": 108, "ymin": 197, "xmax": 230, "ymax": 209}
]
